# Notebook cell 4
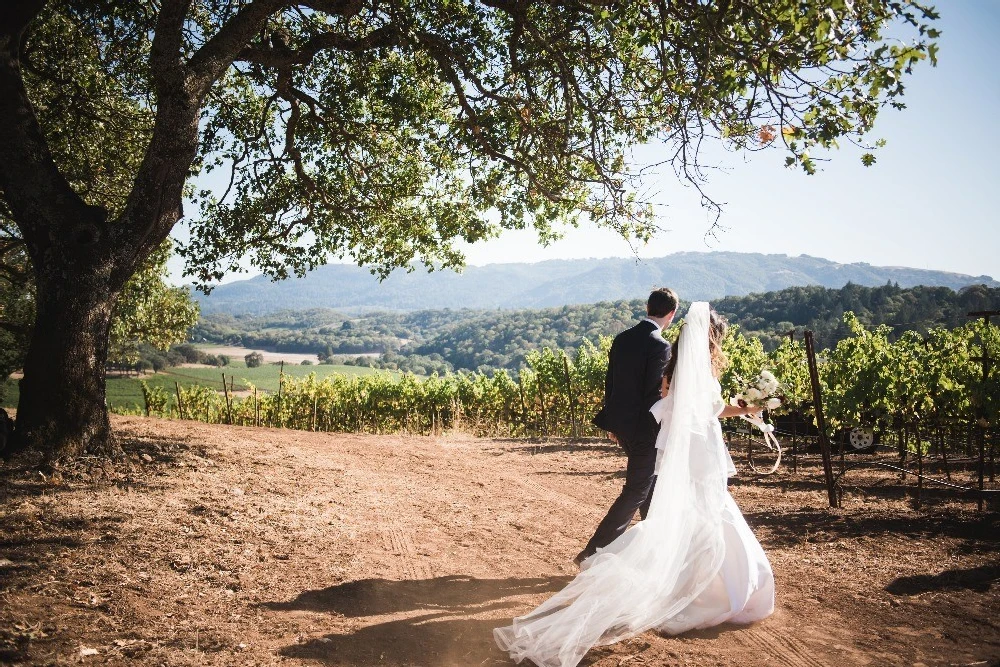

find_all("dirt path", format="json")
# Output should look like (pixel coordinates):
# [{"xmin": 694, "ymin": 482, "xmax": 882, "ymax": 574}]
[
  {"xmin": 193, "ymin": 345, "xmax": 321, "ymax": 365},
  {"xmin": 1, "ymin": 417, "xmax": 997, "ymax": 666}
]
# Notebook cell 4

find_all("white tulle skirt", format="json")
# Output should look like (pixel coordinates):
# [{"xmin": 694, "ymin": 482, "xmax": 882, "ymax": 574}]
[{"xmin": 493, "ymin": 487, "xmax": 774, "ymax": 667}]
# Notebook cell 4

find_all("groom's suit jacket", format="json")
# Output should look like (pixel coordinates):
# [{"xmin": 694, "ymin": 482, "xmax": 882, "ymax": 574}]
[{"xmin": 592, "ymin": 319, "xmax": 671, "ymax": 444}]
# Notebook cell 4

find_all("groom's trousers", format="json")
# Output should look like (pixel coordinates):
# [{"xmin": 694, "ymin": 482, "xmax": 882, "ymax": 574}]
[{"xmin": 581, "ymin": 421, "xmax": 658, "ymax": 558}]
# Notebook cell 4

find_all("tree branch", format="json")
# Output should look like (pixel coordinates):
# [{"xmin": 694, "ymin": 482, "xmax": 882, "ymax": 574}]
[
  {"xmin": 187, "ymin": 0, "xmax": 286, "ymax": 96},
  {"xmin": 0, "ymin": 0, "xmax": 102, "ymax": 251},
  {"xmin": 235, "ymin": 23, "xmax": 403, "ymax": 68},
  {"xmin": 115, "ymin": 0, "xmax": 206, "ymax": 275}
]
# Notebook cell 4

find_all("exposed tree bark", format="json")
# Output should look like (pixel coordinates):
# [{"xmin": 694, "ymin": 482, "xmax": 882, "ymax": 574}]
[
  {"xmin": 0, "ymin": 1, "xmax": 116, "ymax": 457},
  {"xmin": 0, "ymin": 0, "xmax": 277, "ymax": 457},
  {"xmin": 0, "ymin": 0, "xmax": 202, "ymax": 458},
  {"xmin": 15, "ymin": 257, "xmax": 122, "ymax": 458}
]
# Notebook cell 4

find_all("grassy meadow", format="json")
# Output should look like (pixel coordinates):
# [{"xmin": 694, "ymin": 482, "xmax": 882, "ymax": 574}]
[{"xmin": 1, "ymin": 360, "xmax": 385, "ymax": 412}]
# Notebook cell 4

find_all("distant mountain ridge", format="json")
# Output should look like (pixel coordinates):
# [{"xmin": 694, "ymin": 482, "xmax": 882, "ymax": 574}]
[{"xmin": 195, "ymin": 252, "xmax": 998, "ymax": 315}]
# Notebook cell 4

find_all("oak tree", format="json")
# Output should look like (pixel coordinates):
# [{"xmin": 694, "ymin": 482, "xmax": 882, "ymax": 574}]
[{"xmin": 0, "ymin": 0, "xmax": 937, "ymax": 458}]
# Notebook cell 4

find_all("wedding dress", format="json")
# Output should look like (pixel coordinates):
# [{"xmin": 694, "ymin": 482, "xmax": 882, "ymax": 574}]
[{"xmin": 494, "ymin": 303, "xmax": 774, "ymax": 667}]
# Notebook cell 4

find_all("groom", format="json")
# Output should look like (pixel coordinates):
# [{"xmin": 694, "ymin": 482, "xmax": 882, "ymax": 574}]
[{"xmin": 576, "ymin": 287, "xmax": 677, "ymax": 566}]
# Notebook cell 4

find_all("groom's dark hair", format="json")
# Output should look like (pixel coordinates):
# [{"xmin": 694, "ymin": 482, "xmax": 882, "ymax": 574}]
[{"xmin": 647, "ymin": 288, "xmax": 678, "ymax": 318}]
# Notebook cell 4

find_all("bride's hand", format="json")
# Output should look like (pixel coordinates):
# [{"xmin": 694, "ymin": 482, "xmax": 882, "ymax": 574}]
[
  {"xmin": 660, "ymin": 376, "xmax": 669, "ymax": 398},
  {"xmin": 719, "ymin": 403, "xmax": 763, "ymax": 419}
]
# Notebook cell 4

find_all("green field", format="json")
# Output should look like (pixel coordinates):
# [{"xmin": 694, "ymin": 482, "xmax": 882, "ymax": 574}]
[{"xmin": 2, "ymin": 361, "xmax": 384, "ymax": 412}]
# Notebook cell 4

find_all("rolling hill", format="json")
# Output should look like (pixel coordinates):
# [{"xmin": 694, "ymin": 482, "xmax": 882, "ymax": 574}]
[{"xmin": 194, "ymin": 251, "xmax": 998, "ymax": 315}]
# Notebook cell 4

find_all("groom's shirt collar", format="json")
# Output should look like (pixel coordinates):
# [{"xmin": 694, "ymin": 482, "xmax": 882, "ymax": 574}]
[{"xmin": 641, "ymin": 316, "xmax": 662, "ymax": 333}]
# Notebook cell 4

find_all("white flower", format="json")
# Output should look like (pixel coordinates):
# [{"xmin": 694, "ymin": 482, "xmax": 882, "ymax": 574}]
[
  {"xmin": 765, "ymin": 397, "xmax": 782, "ymax": 410},
  {"xmin": 759, "ymin": 370, "xmax": 777, "ymax": 383},
  {"xmin": 745, "ymin": 387, "xmax": 764, "ymax": 403},
  {"xmin": 730, "ymin": 395, "xmax": 743, "ymax": 406}
]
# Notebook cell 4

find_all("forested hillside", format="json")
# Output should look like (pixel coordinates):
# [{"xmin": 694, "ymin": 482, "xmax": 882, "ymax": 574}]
[
  {"xmin": 191, "ymin": 283, "xmax": 1000, "ymax": 373},
  {"xmin": 714, "ymin": 282, "xmax": 999, "ymax": 349},
  {"xmin": 194, "ymin": 252, "xmax": 998, "ymax": 314}
]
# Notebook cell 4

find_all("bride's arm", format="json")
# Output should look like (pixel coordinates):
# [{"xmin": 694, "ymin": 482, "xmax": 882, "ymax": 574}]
[
  {"xmin": 718, "ymin": 403, "xmax": 763, "ymax": 419},
  {"xmin": 661, "ymin": 377, "xmax": 759, "ymax": 419}
]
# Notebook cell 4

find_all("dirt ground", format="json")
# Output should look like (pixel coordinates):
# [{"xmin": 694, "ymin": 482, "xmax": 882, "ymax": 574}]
[
  {"xmin": 192, "ymin": 346, "xmax": 321, "ymax": 365},
  {"xmin": 1, "ymin": 416, "xmax": 997, "ymax": 667}
]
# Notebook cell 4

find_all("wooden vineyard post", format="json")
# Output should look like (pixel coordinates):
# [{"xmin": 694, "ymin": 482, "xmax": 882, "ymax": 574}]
[
  {"xmin": 977, "ymin": 426, "xmax": 987, "ymax": 512},
  {"xmin": 915, "ymin": 425, "xmax": 924, "ymax": 509},
  {"xmin": 253, "ymin": 387, "xmax": 259, "ymax": 427},
  {"xmin": 939, "ymin": 424, "xmax": 951, "ymax": 481},
  {"xmin": 519, "ymin": 379, "xmax": 530, "ymax": 437},
  {"xmin": 563, "ymin": 354, "xmax": 579, "ymax": 439},
  {"xmin": 222, "ymin": 373, "xmax": 233, "ymax": 425},
  {"xmin": 276, "ymin": 360, "xmax": 284, "ymax": 429},
  {"xmin": 174, "ymin": 381, "xmax": 185, "ymax": 420},
  {"xmin": 968, "ymin": 310, "xmax": 998, "ymax": 511},
  {"xmin": 804, "ymin": 331, "xmax": 839, "ymax": 508},
  {"xmin": 312, "ymin": 395, "xmax": 318, "ymax": 432},
  {"xmin": 538, "ymin": 380, "xmax": 548, "ymax": 437},
  {"xmin": 791, "ymin": 411, "xmax": 799, "ymax": 473},
  {"xmin": 838, "ymin": 428, "xmax": 846, "ymax": 476},
  {"xmin": 896, "ymin": 426, "xmax": 908, "ymax": 481},
  {"xmin": 991, "ymin": 434, "xmax": 997, "ymax": 484}
]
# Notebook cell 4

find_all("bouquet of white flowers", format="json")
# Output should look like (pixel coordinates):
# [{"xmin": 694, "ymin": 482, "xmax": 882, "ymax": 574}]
[
  {"xmin": 729, "ymin": 369, "xmax": 784, "ymax": 412},
  {"xmin": 730, "ymin": 369, "xmax": 784, "ymax": 474}
]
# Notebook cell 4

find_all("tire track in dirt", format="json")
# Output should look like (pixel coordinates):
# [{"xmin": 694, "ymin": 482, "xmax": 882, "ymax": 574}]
[
  {"xmin": 381, "ymin": 520, "xmax": 434, "ymax": 581},
  {"xmin": 740, "ymin": 625, "xmax": 830, "ymax": 667},
  {"xmin": 498, "ymin": 470, "xmax": 605, "ymax": 523}
]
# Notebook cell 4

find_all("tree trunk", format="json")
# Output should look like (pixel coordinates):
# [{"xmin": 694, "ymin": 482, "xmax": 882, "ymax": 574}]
[
  {"xmin": 14, "ymin": 261, "xmax": 122, "ymax": 459},
  {"xmin": 0, "ymin": 1, "xmax": 271, "ymax": 461}
]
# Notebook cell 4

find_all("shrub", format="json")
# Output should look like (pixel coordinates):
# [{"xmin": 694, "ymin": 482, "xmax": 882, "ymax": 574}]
[
  {"xmin": 165, "ymin": 349, "xmax": 187, "ymax": 367},
  {"xmin": 148, "ymin": 354, "xmax": 167, "ymax": 373},
  {"xmin": 173, "ymin": 343, "xmax": 203, "ymax": 364}
]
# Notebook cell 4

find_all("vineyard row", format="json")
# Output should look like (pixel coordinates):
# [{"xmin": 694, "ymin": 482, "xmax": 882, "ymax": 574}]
[{"xmin": 123, "ymin": 313, "xmax": 999, "ymax": 453}]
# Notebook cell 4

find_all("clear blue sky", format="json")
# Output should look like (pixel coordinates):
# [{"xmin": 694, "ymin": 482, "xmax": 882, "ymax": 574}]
[{"xmin": 170, "ymin": 2, "xmax": 1000, "ymax": 284}]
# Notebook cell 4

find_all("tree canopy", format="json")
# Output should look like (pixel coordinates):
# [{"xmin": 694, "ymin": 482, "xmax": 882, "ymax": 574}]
[
  {"xmin": 0, "ymin": 0, "xmax": 938, "ymax": 456},
  {"xmin": 15, "ymin": 0, "xmax": 939, "ymax": 286},
  {"xmin": 185, "ymin": 0, "xmax": 939, "ymax": 283}
]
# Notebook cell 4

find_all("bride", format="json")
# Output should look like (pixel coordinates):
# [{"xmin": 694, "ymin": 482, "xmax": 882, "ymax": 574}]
[{"xmin": 495, "ymin": 302, "xmax": 774, "ymax": 667}]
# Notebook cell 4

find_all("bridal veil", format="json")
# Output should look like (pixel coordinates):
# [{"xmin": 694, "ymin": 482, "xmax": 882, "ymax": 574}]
[{"xmin": 494, "ymin": 302, "xmax": 773, "ymax": 667}]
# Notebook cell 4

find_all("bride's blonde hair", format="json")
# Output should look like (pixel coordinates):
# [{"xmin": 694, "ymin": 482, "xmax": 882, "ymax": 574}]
[
  {"xmin": 663, "ymin": 308, "xmax": 729, "ymax": 390},
  {"xmin": 707, "ymin": 310, "xmax": 728, "ymax": 377}
]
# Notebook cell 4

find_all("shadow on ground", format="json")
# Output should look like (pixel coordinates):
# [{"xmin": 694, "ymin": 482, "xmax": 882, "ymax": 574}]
[
  {"xmin": 269, "ymin": 575, "xmax": 572, "ymax": 666},
  {"xmin": 265, "ymin": 574, "xmax": 572, "ymax": 617},
  {"xmin": 745, "ymin": 507, "xmax": 1000, "ymax": 551},
  {"xmin": 886, "ymin": 563, "xmax": 1000, "ymax": 595},
  {"xmin": 491, "ymin": 438, "xmax": 623, "ymax": 457},
  {"xmin": 0, "ymin": 430, "xmax": 199, "ymax": 593}
]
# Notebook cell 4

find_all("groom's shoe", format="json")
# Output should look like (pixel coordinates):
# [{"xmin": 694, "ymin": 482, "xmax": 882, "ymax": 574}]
[{"xmin": 573, "ymin": 549, "xmax": 592, "ymax": 568}]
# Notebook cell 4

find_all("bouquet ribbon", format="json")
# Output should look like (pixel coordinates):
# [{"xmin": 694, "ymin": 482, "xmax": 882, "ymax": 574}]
[{"xmin": 739, "ymin": 412, "xmax": 782, "ymax": 474}]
